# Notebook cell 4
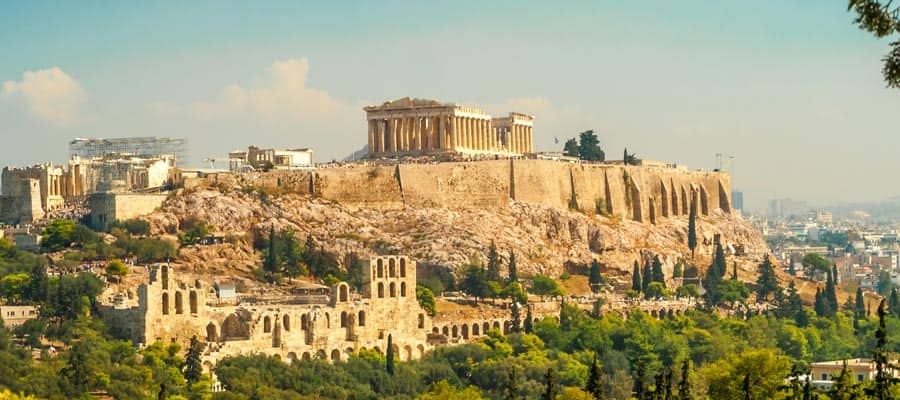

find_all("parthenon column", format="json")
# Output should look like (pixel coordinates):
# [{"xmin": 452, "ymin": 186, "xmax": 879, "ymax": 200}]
[
  {"xmin": 367, "ymin": 120, "xmax": 375, "ymax": 153},
  {"xmin": 391, "ymin": 119, "xmax": 399, "ymax": 152},
  {"xmin": 377, "ymin": 120, "xmax": 385, "ymax": 153}
]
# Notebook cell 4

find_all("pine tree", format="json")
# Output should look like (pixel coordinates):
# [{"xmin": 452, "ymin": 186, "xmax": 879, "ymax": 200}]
[
  {"xmin": 687, "ymin": 198, "xmax": 697, "ymax": 258},
  {"xmin": 651, "ymin": 255, "xmax": 665, "ymax": 287},
  {"xmin": 264, "ymin": 225, "xmax": 279, "ymax": 275},
  {"xmin": 825, "ymin": 269, "xmax": 839, "ymax": 313},
  {"xmin": 632, "ymin": 261, "xmax": 643, "ymax": 292},
  {"xmin": 678, "ymin": 359, "xmax": 692, "ymax": 400},
  {"xmin": 814, "ymin": 287, "xmax": 833, "ymax": 318},
  {"xmin": 542, "ymin": 368, "xmax": 557, "ymax": 400},
  {"xmin": 784, "ymin": 281, "xmax": 807, "ymax": 327},
  {"xmin": 524, "ymin": 306, "xmax": 533, "ymax": 334},
  {"xmin": 756, "ymin": 257, "xmax": 779, "ymax": 303},
  {"xmin": 184, "ymin": 335, "xmax": 204, "ymax": 384},
  {"xmin": 829, "ymin": 360, "xmax": 863, "ymax": 400},
  {"xmin": 505, "ymin": 368, "xmax": 520, "ymax": 400},
  {"xmin": 589, "ymin": 259, "xmax": 603, "ymax": 293},
  {"xmin": 508, "ymin": 251, "xmax": 518, "ymax": 284},
  {"xmin": 386, "ymin": 334, "xmax": 395, "ymax": 375},
  {"xmin": 855, "ymin": 287, "xmax": 867, "ymax": 320},
  {"xmin": 633, "ymin": 361, "xmax": 647, "ymax": 400},
  {"xmin": 586, "ymin": 355, "xmax": 604, "ymax": 400},
  {"xmin": 487, "ymin": 240, "xmax": 502, "ymax": 282},
  {"xmin": 62, "ymin": 340, "xmax": 92, "ymax": 395}
]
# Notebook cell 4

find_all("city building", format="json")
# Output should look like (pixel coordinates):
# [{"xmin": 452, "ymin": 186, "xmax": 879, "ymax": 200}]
[
  {"xmin": 364, "ymin": 97, "xmax": 534, "ymax": 157},
  {"xmin": 810, "ymin": 358, "xmax": 900, "ymax": 383},
  {"xmin": 731, "ymin": 190, "xmax": 743, "ymax": 212}
]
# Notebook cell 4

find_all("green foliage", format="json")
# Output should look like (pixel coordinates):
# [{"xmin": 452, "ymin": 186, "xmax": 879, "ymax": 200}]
[
  {"xmin": 588, "ymin": 260, "xmax": 603, "ymax": 293},
  {"xmin": 507, "ymin": 251, "xmax": 518, "ymax": 284},
  {"xmin": 386, "ymin": 334, "xmax": 395, "ymax": 376},
  {"xmin": 687, "ymin": 200, "xmax": 697, "ymax": 258},
  {"xmin": 416, "ymin": 285, "xmax": 437, "ymax": 316},
  {"xmin": 1, "ymin": 273, "xmax": 30, "ymax": 304},
  {"xmin": 40, "ymin": 219, "xmax": 98, "ymax": 252},
  {"xmin": 104, "ymin": 259, "xmax": 128, "ymax": 283},
  {"xmin": 701, "ymin": 349, "xmax": 791, "ymax": 400},
  {"xmin": 848, "ymin": 0, "xmax": 900, "ymax": 88},
  {"xmin": 563, "ymin": 138, "xmax": 579, "ymax": 158},
  {"xmin": 644, "ymin": 282, "xmax": 670, "ymax": 300},
  {"xmin": 486, "ymin": 241, "xmax": 502, "ymax": 282},
  {"xmin": 675, "ymin": 284, "xmax": 699, "ymax": 299},
  {"xmin": 632, "ymin": 261, "xmax": 642, "ymax": 293},
  {"xmin": 755, "ymin": 257, "xmax": 780, "ymax": 303},
  {"xmin": 530, "ymin": 275, "xmax": 565, "ymax": 300},
  {"xmin": 802, "ymin": 253, "xmax": 831, "ymax": 273},
  {"xmin": 673, "ymin": 261, "xmax": 683, "ymax": 279},
  {"xmin": 108, "ymin": 219, "xmax": 151, "ymax": 236}
]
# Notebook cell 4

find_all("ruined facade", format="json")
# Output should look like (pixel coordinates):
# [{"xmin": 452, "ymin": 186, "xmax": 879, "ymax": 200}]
[
  {"xmin": 228, "ymin": 146, "xmax": 314, "ymax": 172},
  {"xmin": 100, "ymin": 256, "xmax": 518, "ymax": 368},
  {"xmin": 364, "ymin": 97, "xmax": 534, "ymax": 157}
]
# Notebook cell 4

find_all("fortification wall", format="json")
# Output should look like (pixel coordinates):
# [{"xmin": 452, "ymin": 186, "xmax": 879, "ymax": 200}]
[{"xmin": 202, "ymin": 160, "xmax": 731, "ymax": 222}]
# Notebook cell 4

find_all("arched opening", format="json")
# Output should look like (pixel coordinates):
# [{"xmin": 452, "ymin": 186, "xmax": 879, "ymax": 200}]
[
  {"xmin": 301, "ymin": 314, "xmax": 309, "ymax": 330},
  {"xmin": 378, "ymin": 283, "xmax": 385, "ymax": 298},
  {"xmin": 452, "ymin": 325, "xmax": 458, "ymax": 338},
  {"xmin": 162, "ymin": 292, "xmax": 169, "ymax": 315},
  {"xmin": 302, "ymin": 352, "xmax": 311, "ymax": 361},
  {"xmin": 331, "ymin": 349, "xmax": 341, "ymax": 361},
  {"xmin": 483, "ymin": 322, "xmax": 490, "ymax": 333},
  {"xmin": 358, "ymin": 311, "xmax": 366, "ymax": 326},
  {"xmin": 339, "ymin": 285, "xmax": 348, "ymax": 302},
  {"xmin": 161, "ymin": 266, "xmax": 169, "ymax": 290},
  {"xmin": 461, "ymin": 324, "xmax": 469, "ymax": 339},
  {"xmin": 473, "ymin": 323, "xmax": 480, "ymax": 336},
  {"xmin": 377, "ymin": 259, "xmax": 384, "ymax": 278},
  {"xmin": 400, "ymin": 258, "xmax": 407, "ymax": 277},
  {"xmin": 287, "ymin": 352, "xmax": 297, "ymax": 364},
  {"xmin": 175, "ymin": 291, "xmax": 184, "ymax": 314},
  {"xmin": 404, "ymin": 345, "xmax": 413, "ymax": 361},
  {"xmin": 222, "ymin": 314, "xmax": 249, "ymax": 340},
  {"xmin": 418, "ymin": 314, "xmax": 425, "ymax": 329},
  {"xmin": 346, "ymin": 314, "xmax": 356, "ymax": 341},
  {"xmin": 390, "ymin": 282, "xmax": 396, "ymax": 298},
  {"xmin": 341, "ymin": 311, "xmax": 348, "ymax": 328},
  {"xmin": 189, "ymin": 291, "xmax": 198, "ymax": 314},
  {"xmin": 316, "ymin": 350, "xmax": 327, "ymax": 360},
  {"xmin": 206, "ymin": 322, "xmax": 218, "ymax": 342},
  {"xmin": 400, "ymin": 282, "xmax": 407, "ymax": 297},
  {"xmin": 432, "ymin": 327, "xmax": 439, "ymax": 334},
  {"xmin": 442, "ymin": 326, "xmax": 449, "ymax": 336},
  {"xmin": 492, "ymin": 321, "xmax": 500, "ymax": 331},
  {"xmin": 283, "ymin": 315, "xmax": 290, "ymax": 331},
  {"xmin": 389, "ymin": 258, "xmax": 396, "ymax": 277},
  {"xmin": 264, "ymin": 316, "xmax": 272, "ymax": 333},
  {"xmin": 418, "ymin": 344, "xmax": 425, "ymax": 358},
  {"xmin": 325, "ymin": 313, "xmax": 331, "ymax": 328}
]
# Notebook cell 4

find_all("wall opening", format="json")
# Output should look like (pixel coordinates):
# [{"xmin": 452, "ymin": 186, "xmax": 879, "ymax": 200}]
[
  {"xmin": 162, "ymin": 292, "xmax": 169, "ymax": 315},
  {"xmin": 400, "ymin": 282, "xmax": 406, "ymax": 297},
  {"xmin": 358, "ymin": 311, "xmax": 366, "ymax": 326},
  {"xmin": 378, "ymin": 283, "xmax": 385, "ymax": 298},
  {"xmin": 390, "ymin": 282, "xmax": 396, "ymax": 298},
  {"xmin": 400, "ymin": 258, "xmax": 407, "ymax": 277},
  {"xmin": 264, "ymin": 316, "xmax": 272, "ymax": 333},
  {"xmin": 189, "ymin": 291, "xmax": 198, "ymax": 314},
  {"xmin": 175, "ymin": 291, "xmax": 183, "ymax": 314}
]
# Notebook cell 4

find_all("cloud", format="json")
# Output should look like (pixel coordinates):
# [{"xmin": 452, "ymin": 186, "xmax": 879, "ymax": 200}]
[
  {"xmin": 1, "ymin": 67, "xmax": 85, "ymax": 126},
  {"xmin": 189, "ymin": 59, "xmax": 344, "ymax": 122}
]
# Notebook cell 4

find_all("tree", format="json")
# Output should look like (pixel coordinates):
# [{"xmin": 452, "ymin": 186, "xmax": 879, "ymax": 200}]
[
  {"xmin": 675, "ymin": 284, "xmax": 699, "ymax": 299},
  {"xmin": 633, "ymin": 361, "xmax": 647, "ymax": 400},
  {"xmin": 542, "ymin": 367, "xmax": 558, "ymax": 400},
  {"xmin": 416, "ymin": 285, "xmax": 437, "ymax": 315},
  {"xmin": 40, "ymin": 219, "xmax": 78, "ymax": 252},
  {"xmin": 702, "ymin": 349, "xmax": 791, "ymax": 400},
  {"xmin": 386, "ymin": 334, "xmax": 395, "ymax": 376},
  {"xmin": 687, "ymin": 200, "xmax": 697, "ymax": 258},
  {"xmin": 505, "ymin": 368, "xmax": 521, "ymax": 400},
  {"xmin": 866, "ymin": 300, "xmax": 899, "ymax": 399},
  {"xmin": 263, "ymin": 226, "xmax": 279, "ymax": 276},
  {"xmin": 632, "ymin": 261, "xmax": 643, "ymax": 292},
  {"xmin": 524, "ymin": 306, "xmax": 534, "ymax": 334},
  {"xmin": 651, "ymin": 256, "xmax": 666, "ymax": 287},
  {"xmin": 645, "ymin": 282, "xmax": 670, "ymax": 300},
  {"xmin": 782, "ymin": 281, "xmax": 808, "ymax": 327},
  {"xmin": 877, "ymin": 269, "xmax": 893, "ymax": 297},
  {"xmin": 1, "ymin": 273, "xmax": 30, "ymax": 304},
  {"xmin": 814, "ymin": 287, "xmax": 833, "ymax": 318},
  {"xmin": 105, "ymin": 259, "xmax": 129, "ymax": 283},
  {"xmin": 891, "ymin": 287, "xmax": 900, "ymax": 318},
  {"xmin": 487, "ymin": 241, "xmax": 502, "ymax": 282},
  {"xmin": 531, "ymin": 275, "xmax": 565, "ymax": 300},
  {"xmin": 507, "ymin": 251, "xmax": 518, "ymax": 284},
  {"xmin": 755, "ymin": 257, "xmax": 779, "ymax": 303},
  {"xmin": 825, "ymin": 268, "xmax": 839, "ymax": 312},
  {"xmin": 642, "ymin": 259, "xmax": 653, "ymax": 293},
  {"xmin": 577, "ymin": 130, "xmax": 605, "ymax": 161},
  {"xmin": 462, "ymin": 265, "xmax": 490, "ymax": 303},
  {"xmin": 703, "ymin": 243, "xmax": 728, "ymax": 306},
  {"xmin": 585, "ymin": 355, "xmax": 604, "ymax": 400},
  {"xmin": 829, "ymin": 360, "xmax": 864, "ymax": 400},
  {"xmin": 855, "ymin": 287, "xmax": 867, "ymax": 321},
  {"xmin": 589, "ymin": 259, "xmax": 603, "ymax": 293},
  {"xmin": 563, "ymin": 138, "xmax": 580, "ymax": 158},
  {"xmin": 678, "ymin": 359, "xmax": 693, "ymax": 400},
  {"xmin": 510, "ymin": 302, "xmax": 521, "ymax": 334},
  {"xmin": 801, "ymin": 253, "xmax": 830, "ymax": 274},
  {"xmin": 848, "ymin": 0, "xmax": 900, "ymax": 88},
  {"xmin": 673, "ymin": 261, "xmax": 683, "ymax": 279},
  {"xmin": 184, "ymin": 336, "xmax": 203, "ymax": 384}
]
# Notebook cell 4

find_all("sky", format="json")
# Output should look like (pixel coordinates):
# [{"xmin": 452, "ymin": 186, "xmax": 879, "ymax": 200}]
[{"xmin": 1, "ymin": 1, "xmax": 898, "ymax": 212}]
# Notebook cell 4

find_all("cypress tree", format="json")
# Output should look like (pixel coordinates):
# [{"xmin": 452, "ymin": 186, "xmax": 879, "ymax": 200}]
[
  {"xmin": 642, "ymin": 259, "xmax": 653, "ymax": 292},
  {"xmin": 508, "ymin": 251, "xmax": 518, "ymax": 283},
  {"xmin": 511, "ymin": 302, "xmax": 521, "ymax": 334},
  {"xmin": 651, "ymin": 255, "xmax": 666, "ymax": 287},
  {"xmin": 855, "ymin": 287, "xmax": 867, "ymax": 320},
  {"xmin": 678, "ymin": 359, "xmax": 692, "ymax": 400},
  {"xmin": 756, "ymin": 257, "xmax": 779, "ymax": 302},
  {"xmin": 542, "ymin": 368, "xmax": 557, "ymax": 400},
  {"xmin": 586, "ymin": 355, "xmax": 604, "ymax": 399},
  {"xmin": 386, "ymin": 334, "xmax": 395, "ymax": 375},
  {"xmin": 633, "ymin": 361, "xmax": 647, "ymax": 400},
  {"xmin": 524, "ymin": 306, "xmax": 534, "ymax": 334},
  {"xmin": 264, "ymin": 225, "xmax": 279, "ymax": 275},
  {"xmin": 866, "ymin": 300, "xmax": 899, "ymax": 399},
  {"xmin": 487, "ymin": 240, "xmax": 501, "ymax": 282},
  {"xmin": 184, "ymin": 336, "xmax": 204, "ymax": 384},
  {"xmin": 785, "ymin": 281, "xmax": 807, "ymax": 327},
  {"xmin": 825, "ymin": 269, "xmax": 838, "ymax": 312},
  {"xmin": 589, "ymin": 259, "xmax": 603, "ymax": 293},
  {"xmin": 632, "ymin": 261, "xmax": 642, "ymax": 292}
]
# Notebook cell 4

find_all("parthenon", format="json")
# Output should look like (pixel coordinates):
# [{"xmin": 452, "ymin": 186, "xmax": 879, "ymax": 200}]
[{"xmin": 364, "ymin": 97, "xmax": 534, "ymax": 157}]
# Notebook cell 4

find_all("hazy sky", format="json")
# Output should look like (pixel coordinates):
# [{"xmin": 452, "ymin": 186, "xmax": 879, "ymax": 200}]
[{"xmin": 1, "ymin": 1, "xmax": 898, "ymax": 212}]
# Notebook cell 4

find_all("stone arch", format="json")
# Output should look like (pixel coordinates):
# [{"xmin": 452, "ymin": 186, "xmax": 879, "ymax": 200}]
[
  {"xmin": 503, "ymin": 321, "xmax": 511, "ymax": 334},
  {"xmin": 222, "ymin": 313, "xmax": 249, "ymax": 340},
  {"xmin": 377, "ymin": 259, "xmax": 384, "ymax": 278},
  {"xmin": 264, "ymin": 316, "xmax": 272, "ymax": 333},
  {"xmin": 175, "ymin": 291, "xmax": 184, "ymax": 314},
  {"xmin": 401, "ymin": 282, "xmax": 407, "ymax": 297},
  {"xmin": 325, "ymin": 313, "xmax": 331, "ymax": 328},
  {"xmin": 699, "ymin": 185, "xmax": 709, "ymax": 216},
  {"xmin": 161, "ymin": 265, "xmax": 169, "ymax": 290},
  {"xmin": 162, "ymin": 292, "xmax": 169, "ymax": 315},
  {"xmin": 331, "ymin": 349, "xmax": 341, "ymax": 361},
  {"xmin": 442, "ymin": 326, "xmax": 449, "ymax": 336},
  {"xmin": 651, "ymin": 310, "xmax": 658, "ymax": 318},
  {"xmin": 667, "ymin": 309, "xmax": 675, "ymax": 319},
  {"xmin": 660, "ymin": 181, "xmax": 669, "ymax": 217},
  {"xmin": 301, "ymin": 313, "xmax": 309, "ymax": 330},
  {"xmin": 189, "ymin": 290, "xmax": 198, "ymax": 314},
  {"xmin": 373, "ymin": 346, "xmax": 383, "ymax": 355},
  {"xmin": 492, "ymin": 321, "xmax": 500, "ymax": 331},
  {"xmin": 432, "ymin": 327, "xmax": 439, "ymax": 334},
  {"xmin": 418, "ymin": 314, "xmax": 425, "ymax": 329},
  {"xmin": 483, "ymin": 322, "xmax": 490, "ymax": 334},
  {"xmin": 358, "ymin": 310, "xmax": 366, "ymax": 326},
  {"xmin": 390, "ymin": 282, "xmax": 396, "ymax": 298},
  {"xmin": 631, "ymin": 184, "xmax": 643, "ymax": 222},
  {"xmin": 417, "ymin": 344, "xmax": 425, "ymax": 358},
  {"xmin": 206, "ymin": 322, "xmax": 218, "ymax": 342},
  {"xmin": 316, "ymin": 350, "xmax": 327, "ymax": 360},
  {"xmin": 287, "ymin": 352, "xmax": 298, "ymax": 364},
  {"xmin": 473, "ymin": 323, "xmax": 480, "ymax": 336},
  {"xmin": 400, "ymin": 258, "xmax": 407, "ymax": 277},
  {"xmin": 302, "ymin": 352, "xmax": 311, "ymax": 361},
  {"xmin": 452, "ymin": 325, "xmax": 458, "ymax": 337},
  {"xmin": 389, "ymin": 258, "xmax": 397, "ymax": 277},
  {"xmin": 283, "ymin": 314, "xmax": 290, "ymax": 331},
  {"xmin": 341, "ymin": 311, "xmax": 348, "ymax": 328},
  {"xmin": 404, "ymin": 345, "xmax": 413, "ymax": 361},
  {"xmin": 338, "ymin": 284, "xmax": 349, "ymax": 302},
  {"xmin": 345, "ymin": 347, "xmax": 355, "ymax": 357},
  {"xmin": 461, "ymin": 324, "xmax": 469, "ymax": 339},
  {"xmin": 378, "ymin": 282, "xmax": 385, "ymax": 298}
]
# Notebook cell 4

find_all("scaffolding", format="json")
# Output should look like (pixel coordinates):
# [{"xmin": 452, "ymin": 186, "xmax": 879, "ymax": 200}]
[{"xmin": 69, "ymin": 137, "xmax": 188, "ymax": 166}]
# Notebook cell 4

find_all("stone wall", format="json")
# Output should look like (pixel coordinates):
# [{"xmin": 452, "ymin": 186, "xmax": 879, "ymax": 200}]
[
  {"xmin": 188, "ymin": 159, "xmax": 731, "ymax": 223},
  {"xmin": 0, "ymin": 179, "xmax": 43, "ymax": 224},
  {"xmin": 88, "ymin": 192, "xmax": 168, "ymax": 231}
]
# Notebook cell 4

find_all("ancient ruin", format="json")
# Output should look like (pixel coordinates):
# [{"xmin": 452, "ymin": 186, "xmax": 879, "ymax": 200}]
[{"xmin": 364, "ymin": 97, "xmax": 534, "ymax": 157}]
